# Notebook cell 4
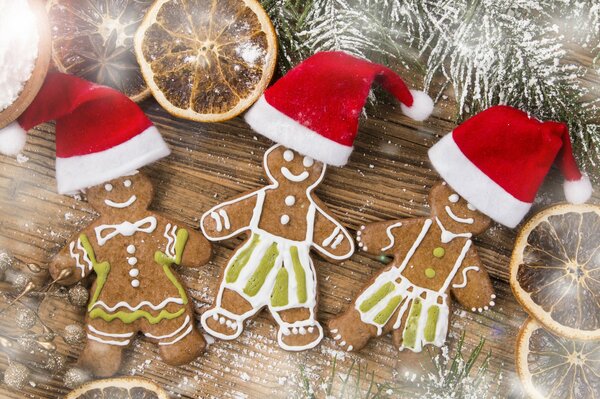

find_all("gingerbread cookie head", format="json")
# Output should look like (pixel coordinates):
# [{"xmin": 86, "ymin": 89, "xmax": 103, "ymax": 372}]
[
  {"xmin": 86, "ymin": 172, "xmax": 154, "ymax": 214},
  {"xmin": 429, "ymin": 182, "xmax": 491, "ymax": 235},
  {"xmin": 265, "ymin": 145, "xmax": 325, "ymax": 189}
]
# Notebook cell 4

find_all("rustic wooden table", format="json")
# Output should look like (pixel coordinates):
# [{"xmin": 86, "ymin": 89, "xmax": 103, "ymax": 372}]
[{"xmin": 0, "ymin": 54, "xmax": 598, "ymax": 398}]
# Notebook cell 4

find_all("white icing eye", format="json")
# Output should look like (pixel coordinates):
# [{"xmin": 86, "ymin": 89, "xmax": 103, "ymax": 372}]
[
  {"xmin": 283, "ymin": 150, "xmax": 294, "ymax": 162},
  {"xmin": 124, "ymin": 179, "xmax": 132, "ymax": 187},
  {"xmin": 104, "ymin": 184, "xmax": 113, "ymax": 192},
  {"xmin": 448, "ymin": 194, "xmax": 459, "ymax": 203},
  {"xmin": 303, "ymin": 157, "xmax": 314, "ymax": 167},
  {"xmin": 467, "ymin": 203, "xmax": 477, "ymax": 211}
]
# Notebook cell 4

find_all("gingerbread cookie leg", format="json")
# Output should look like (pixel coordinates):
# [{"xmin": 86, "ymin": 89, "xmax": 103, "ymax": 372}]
[
  {"xmin": 141, "ymin": 306, "xmax": 206, "ymax": 366},
  {"xmin": 80, "ymin": 317, "xmax": 134, "ymax": 377},
  {"xmin": 201, "ymin": 234, "xmax": 276, "ymax": 339}
]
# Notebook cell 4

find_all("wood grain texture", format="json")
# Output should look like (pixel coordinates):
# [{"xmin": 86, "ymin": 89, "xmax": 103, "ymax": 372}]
[{"xmin": 1, "ymin": 66, "xmax": 598, "ymax": 398}]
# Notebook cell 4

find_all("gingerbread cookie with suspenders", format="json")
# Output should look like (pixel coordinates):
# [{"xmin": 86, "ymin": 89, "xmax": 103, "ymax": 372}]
[
  {"xmin": 200, "ymin": 144, "xmax": 354, "ymax": 351},
  {"xmin": 328, "ymin": 182, "xmax": 495, "ymax": 352},
  {"xmin": 50, "ymin": 172, "xmax": 212, "ymax": 376}
]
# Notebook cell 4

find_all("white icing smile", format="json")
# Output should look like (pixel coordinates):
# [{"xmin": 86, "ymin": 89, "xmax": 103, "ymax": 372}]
[
  {"xmin": 105, "ymin": 195, "xmax": 137, "ymax": 208},
  {"xmin": 445, "ymin": 205, "xmax": 474, "ymax": 225},
  {"xmin": 281, "ymin": 167, "xmax": 309, "ymax": 182}
]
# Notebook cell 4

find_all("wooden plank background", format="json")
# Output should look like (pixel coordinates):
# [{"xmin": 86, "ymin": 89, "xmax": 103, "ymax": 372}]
[{"xmin": 0, "ymin": 47, "xmax": 599, "ymax": 398}]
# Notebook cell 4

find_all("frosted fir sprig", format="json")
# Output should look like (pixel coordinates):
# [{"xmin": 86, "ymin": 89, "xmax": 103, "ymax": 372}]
[{"xmin": 262, "ymin": 0, "xmax": 600, "ymax": 183}]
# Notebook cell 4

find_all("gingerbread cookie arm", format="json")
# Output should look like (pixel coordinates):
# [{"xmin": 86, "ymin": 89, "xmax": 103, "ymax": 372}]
[
  {"xmin": 311, "ymin": 202, "xmax": 354, "ymax": 261},
  {"xmin": 200, "ymin": 190, "xmax": 260, "ymax": 240},
  {"xmin": 178, "ymin": 227, "xmax": 212, "ymax": 268},
  {"xmin": 50, "ymin": 225, "xmax": 97, "ymax": 286},
  {"xmin": 356, "ymin": 219, "xmax": 419, "ymax": 255},
  {"xmin": 449, "ymin": 247, "xmax": 495, "ymax": 312}
]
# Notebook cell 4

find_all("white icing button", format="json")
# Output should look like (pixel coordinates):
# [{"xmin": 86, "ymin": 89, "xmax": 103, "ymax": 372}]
[
  {"xmin": 124, "ymin": 179, "xmax": 132, "ymax": 187},
  {"xmin": 127, "ymin": 245, "xmax": 136, "ymax": 254},
  {"xmin": 308, "ymin": 327, "xmax": 315, "ymax": 333},
  {"xmin": 467, "ymin": 203, "xmax": 477, "ymax": 211},
  {"xmin": 131, "ymin": 279, "xmax": 140, "ymax": 288},
  {"xmin": 104, "ymin": 184, "xmax": 113, "ymax": 192},
  {"xmin": 284, "ymin": 195, "xmax": 295, "ymax": 206},
  {"xmin": 303, "ymin": 156, "xmax": 314, "ymax": 167},
  {"xmin": 340, "ymin": 340, "xmax": 346, "ymax": 346},
  {"xmin": 283, "ymin": 150, "xmax": 294, "ymax": 162},
  {"xmin": 128, "ymin": 257, "xmax": 138, "ymax": 266},
  {"xmin": 129, "ymin": 269, "xmax": 139, "ymax": 277},
  {"xmin": 280, "ymin": 215, "xmax": 290, "ymax": 225},
  {"xmin": 448, "ymin": 194, "xmax": 459, "ymax": 203}
]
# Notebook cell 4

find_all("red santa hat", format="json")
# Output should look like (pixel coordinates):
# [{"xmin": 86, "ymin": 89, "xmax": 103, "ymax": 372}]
[
  {"xmin": 0, "ymin": 73, "xmax": 170, "ymax": 194},
  {"xmin": 429, "ymin": 105, "xmax": 593, "ymax": 228},
  {"xmin": 245, "ymin": 51, "xmax": 433, "ymax": 166}
]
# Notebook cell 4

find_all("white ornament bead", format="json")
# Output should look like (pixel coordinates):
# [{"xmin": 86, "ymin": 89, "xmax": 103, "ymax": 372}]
[
  {"xmin": 283, "ymin": 150, "xmax": 294, "ymax": 162},
  {"xmin": 104, "ymin": 184, "xmax": 113, "ymax": 192},
  {"xmin": 303, "ymin": 156, "xmax": 314, "ymax": 167},
  {"xmin": 280, "ymin": 215, "xmax": 290, "ymax": 225},
  {"xmin": 285, "ymin": 195, "xmax": 295, "ymax": 206},
  {"xmin": 126, "ymin": 245, "xmax": 136, "ymax": 254},
  {"xmin": 129, "ymin": 269, "xmax": 139, "ymax": 277},
  {"xmin": 131, "ymin": 280, "xmax": 140, "ymax": 288},
  {"xmin": 128, "ymin": 257, "xmax": 138, "ymax": 266}
]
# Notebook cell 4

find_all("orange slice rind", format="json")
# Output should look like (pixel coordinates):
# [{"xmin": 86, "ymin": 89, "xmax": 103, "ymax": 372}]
[{"xmin": 134, "ymin": 0, "xmax": 277, "ymax": 122}]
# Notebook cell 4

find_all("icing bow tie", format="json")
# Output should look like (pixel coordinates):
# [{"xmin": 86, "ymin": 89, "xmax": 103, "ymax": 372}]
[{"xmin": 95, "ymin": 216, "xmax": 157, "ymax": 246}]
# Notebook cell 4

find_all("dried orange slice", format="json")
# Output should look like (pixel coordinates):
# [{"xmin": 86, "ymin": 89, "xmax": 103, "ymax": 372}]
[
  {"xmin": 516, "ymin": 318, "xmax": 600, "ymax": 399},
  {"xmin": 66, "ymin": 377, "xmax": 169, "ymax": 398},
  {"xmin": 47, "ymin": 0, "xmax": 152, "ymax": 101},
  {"xmin": 134, "ymin": 0, "xmax": 277, "ymax": 122},
  {"xmin": 510, "ymin": 204, "xmax": 600, "ymax": 340}
]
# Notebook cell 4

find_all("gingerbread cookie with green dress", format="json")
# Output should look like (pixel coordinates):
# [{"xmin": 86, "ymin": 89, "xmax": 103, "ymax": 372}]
[
  {"xmin": 50, "ymin": 172, "xmax": 211, "ymax": 376},
  {"xmin": 328, "ymin": 182, "xmax": 495, "ymax": 352}
]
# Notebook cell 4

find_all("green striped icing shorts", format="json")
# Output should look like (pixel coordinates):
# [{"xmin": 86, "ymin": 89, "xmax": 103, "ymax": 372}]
[
  {"xmin": 222, "ymin": 232, "xmax": 317, "ymax": 312},
  {"xmin": 355, "ymin": 270, "xmax": 450, "ymax": 352}
]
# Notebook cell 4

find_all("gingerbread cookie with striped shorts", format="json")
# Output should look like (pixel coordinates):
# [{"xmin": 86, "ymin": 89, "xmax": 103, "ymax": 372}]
[
  {"xmin": 328, "ymin": 182, "xmax": 495, "ymax": 352},
  {"xmin": 200, "ymin": 144, "xmax": 354, "ymax": 351}
]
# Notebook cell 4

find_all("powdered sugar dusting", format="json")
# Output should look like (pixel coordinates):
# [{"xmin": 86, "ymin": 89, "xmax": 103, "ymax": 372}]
[{"xmin": 0, "ymin": 0, "xmax": 39, "ymax": 111}]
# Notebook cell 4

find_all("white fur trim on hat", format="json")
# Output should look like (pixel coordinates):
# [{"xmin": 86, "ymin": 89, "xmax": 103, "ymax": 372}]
[
  {"xmin": 400, "ymin": 90, "xmax": 434, "ymax": 121},
  {"xmin": 428, "ymin": 133, "xmax": 531, "ymax": 228},
  {"xmin": 564, "ymin": 175, "xmax": 592, "ymax": 204},
  {"xmin": 55, "ymin": 126, "xmax": 170, "ymax": 194},
  {"xmin": 0, "ymin": 122, "xmax": 27, "ymax": 156},
  {"xmin": 245, "ymin": 95, "xmax": 354, "ymax": 166}
]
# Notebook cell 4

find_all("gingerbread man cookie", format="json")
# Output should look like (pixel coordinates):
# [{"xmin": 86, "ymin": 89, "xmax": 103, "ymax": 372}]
[
  {"xmin": 328, "ymin": 182, "xmax": 495, "ymax": 352},
  {"xmin": 200, "ymin": 145, "xmax": 354, "ymax": 351},
  {"xmin": 50, "ymin": 172, "xmax": 211, "ymax": 376}
]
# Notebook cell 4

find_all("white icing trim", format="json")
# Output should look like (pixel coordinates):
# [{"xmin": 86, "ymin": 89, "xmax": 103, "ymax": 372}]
[
  {"xmin": 87, "ymin": 334, "xmax": 130, "ymax": 346},
  {"xmin": 244, "ymin": 96, "xmax": 354, "ymax": 166},
  {"xmin": 91, "ymin": 297, "xmax": 184, "ymax": 312},
  {"xmin": 382, "ymin": 222, "xmax": 403, "ymax": 251},
  {"xmin": 435, "ymin": 218, "xmax": 472, "ymax": 243},
  {"xmin": 331, "ymin": 234, "xmax": 344, "ymax": 249},
  {"xmin": 210, "ymin": 212, "xmax": 223, "ymax": 232},
  {"xmin": 145, "ymin": 315, "xmax": 190, "ymax": 340},
  {"xmin": 281, "ymin": 167, "xmax": 309, "ymax": 182},
  {"xmin": 439, "ymin": 240, "xmax": 472, "ymax": 292},
  {"xmin": 159, "ymin": 324, "xmax": 193, "ymax": 346},
  {"xmin": 451, "ymin": 266, "xmax": 480, "ymax": 289},
  {"xmin": 444, "ymin": 205, "xmax": 474, "ymax": 224},
  {"xmin": 429, "ymin": 133, "xmax": 531, "ymax": 228},
  {"xmin": 321, "ymin": 226, "xmax": 340, "ymax": 247},
  {"xmin": 55, "ymin": 126, "xmax": 170, "ymax": 194},
  {"xmin": 219, "ymin": 210, "xmax": 230, "ymax": 229},
  {"xmin": 104, "ymin": 195, "xmax": 137, "ymax": 209},
  {"xmin": 95, "ymin": 216, "xmax": 157, "ymax": 246},
  {"xmin": 88, "ymin": 325, "xmax": 134, "ymax": 338}
]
